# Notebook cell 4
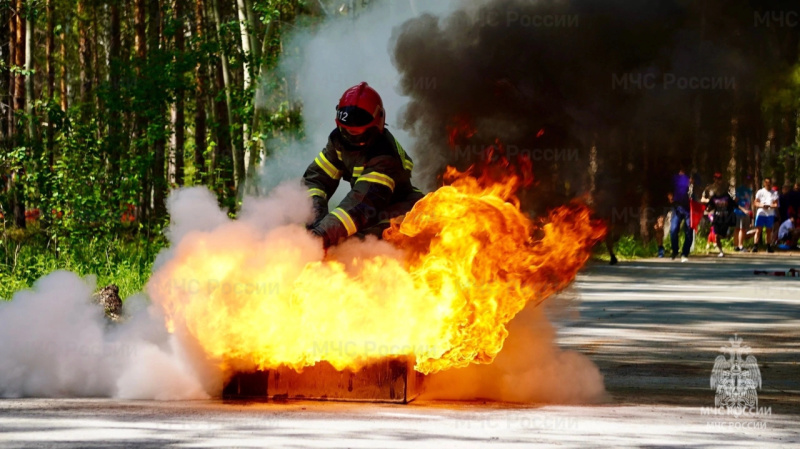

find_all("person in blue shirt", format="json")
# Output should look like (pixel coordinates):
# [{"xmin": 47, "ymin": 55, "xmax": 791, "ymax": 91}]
[{"xmin": 670, "ymin": 166, "xmax": 693, "ymax": 262}]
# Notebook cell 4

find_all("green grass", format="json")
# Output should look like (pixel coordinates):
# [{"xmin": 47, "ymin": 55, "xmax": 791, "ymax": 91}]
[
  {"xmin": 2, "ymin": 221, "xmax": 749, "ymax": 300},
  {"xmin": 0, "ymin": 225, "xmax": 166, "ymax": 301},
  {"xmin": 593, "ymin": 225, "xmax": 743, "ymax": 263}
]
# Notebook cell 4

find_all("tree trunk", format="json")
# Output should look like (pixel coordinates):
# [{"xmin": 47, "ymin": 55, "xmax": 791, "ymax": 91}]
[
  {"xmin": 761, "ymin": 128, "xmax": 775, "ymax": 188},
  {"xmin": 245, "ymin": 107, "xmax": 261, "ymax": 195},
  {"xmin": 92, "ymin": 2, "xmax": 102, "ymax": 137},
  {"xmin": 728, "ymin": 88, "xmax": 739, "ymax": 193},
  {"xmin": 11, "ymin": 173, "xmax": 25, "ymax": 228},
  {"xmin": 135, "ymin": 0, "xmax": 147, "ymax": 81},
  {"xmin": 7, "ymin": 5, "xmax": 15, "ymax": 138},
  {"xmin": 150, "ymin": 0, "xmax": 167, "ymax": 220},
  {"xmin": 588, "ymin": 137, "xmax": 597, "ymax": 205},
  {"xmin": 235, "ymin": 0, "xmax": 251, "ymax": 89},
  {"xmin": 24, "ymin": 5, "xmax": 33, "ymax": 139},
  {"xmin": 77, "ymin": 0, "xmax": 92, "ymax": 109},
  {"xmin": 746, "ymin": 135, "xmax": 752, "ymax": 182},
  {"xmin": 0, "ymin": 6, "xmax": 7, "ymax": 143},
  {"xmin": 213, "ymin": 59, "xmax": 234, "ymax": 208},
  {"xmin": 782, "ymin": 115, "xmax": 795, "ymax": 187},
  {"xmin": 210, "ymin": 0, "xmax": 245, "ymax": 194},
  {"xmin": 245, "ymin": 11, "xmax": 281, "ymax": 195},
  {"xmin": 11, "ymin": 0, "xmax": 26, "ymax": 228},
  {"xmin": 207, "ymin": 67, "xmax": 218, "ymax": 180},
  {"xmin": 235, "ymin": 0, "xmax": 252, "ymax": 176},
  {"xmin": 134, "ymin": 0, "xmax": 148, "ymax": 223},
  {"xmin": 173, "ymin": 0, "xmax": 185, "ymax": 186},
  {"xmin": 14, "ymin": 0, "xmax": 25, "ymax": 127},
  {"xmin": 121, "ymin": 0, "xmax": 133, "ymax": 170},
  {"xmin": 639, "ymin": 137, "xmax": 649, "ymax": 240},
  {"xmin": 729, "ymin": 115, "xmax": 738, "ymax": 194},
  {"xmin": 784, "ymin": 23, "xmax": 799, "ymax": 186},
  {"xmin": 60, "ymin": 20, "xmax": 68, "ymax": 111},
  {"xmin": 243, "ymin": 0, "xmax": 260, "ymax": 63},
  {"xmin": 46, "ymin": 0, "xmax": 55, "ymax": 171},
  {"xmin": 108, "ymin": 1, "xmax": 122, "ymax": 183},
  {"xmin": 193, "ymin": 0, "xmax": 207, "ymax": 184}
]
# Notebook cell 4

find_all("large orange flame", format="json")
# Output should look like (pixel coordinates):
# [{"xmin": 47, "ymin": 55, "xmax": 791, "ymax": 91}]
[
  {"xmin": 150, "ymin": 169, "xmax": 604, "ymax": 376},
  {"xmin": 385, "ymin": 168, "xmax": 604, "ymax": 372}
]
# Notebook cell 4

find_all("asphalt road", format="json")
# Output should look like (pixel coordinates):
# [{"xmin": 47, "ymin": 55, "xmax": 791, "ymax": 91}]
[{"xmin": 1, "ymin": 255, "xmax": 799, "ymax": 448}]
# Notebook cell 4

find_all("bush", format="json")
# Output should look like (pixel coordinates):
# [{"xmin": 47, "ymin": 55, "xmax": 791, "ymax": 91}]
[
  {"xmin": 615, "ymin": 234, "xmax": 660, "ymax": 259},
  {"xmin": 594, "ymin": 225, "xmax": 740, "ymax": 262},
  {"xmin": 0, "ymin": 229, "xmax": 165, "ymax": 301}
]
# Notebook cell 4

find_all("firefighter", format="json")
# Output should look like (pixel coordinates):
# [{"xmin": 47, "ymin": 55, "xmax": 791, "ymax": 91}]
[{"xmin": 303, "ymin": 82, "xmax": 424, "ymax": 248}]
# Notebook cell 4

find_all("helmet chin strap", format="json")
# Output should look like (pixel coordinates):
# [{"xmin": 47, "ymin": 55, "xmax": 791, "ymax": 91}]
[{"xmin": 340, "ymin": 126, "xmax": 381, "ymax": 147}]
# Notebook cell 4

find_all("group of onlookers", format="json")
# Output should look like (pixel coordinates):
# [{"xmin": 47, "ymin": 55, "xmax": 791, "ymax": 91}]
[
  {"xmin": 657, "ymin": 167, "xmax": 800, "ymax": 262},
  {"xmin": 727, "ymin": 176, "xmax": 800, "ymax": 253}
]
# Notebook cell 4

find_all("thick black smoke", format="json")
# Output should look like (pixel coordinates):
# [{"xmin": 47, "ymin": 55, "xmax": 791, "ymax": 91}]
[{"xmin": 391, "ymin": 0, "xmax": 797, "ymax": 228}]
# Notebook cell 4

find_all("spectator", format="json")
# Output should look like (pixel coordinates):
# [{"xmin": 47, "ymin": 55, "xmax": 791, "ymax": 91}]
[
  {"xmin": 734, "ymin": 176, "xmax": 754, "ymax": 251},
  {"xmin": 654, "ymin": 215, "xmax": 666, "ymax": 257},
  {"xmin": 700, "ymin": 173, "xmax": 723, "ymax": 204},
  {"xmin": 777, "ymin": 216, "xmax": 800, "ymax": 249},
  {"xmin": 670, "ymin": 167, "xmax": 693, "ymax": 262},
  {"xmin": 753, "ymin": 177, "xmax": 777, "ymax": 253},
  {"xmin": 706, "ymin": 173, "xmax": 736, "ymax": 257},
  {"xmin": 779, "ymin": 184, "xmax": 792, "ymax": 228},
  {"xmin": 698, "ymin": 174, "xmax": 719, "ymax": 238},
  {"xmin": 772, "ymin": 185, "xmax": 782, "ymax": 246},
  {"xmin": 592, "ymin": 173, "xmax": 623, "ymax": 265},
  {"xmin": 789, "ymin": 182, "xmax": 800, "ymax": 221},
  {"xmin": 653, "ymin": 192, "xmax": 672, "ymax": 258}
]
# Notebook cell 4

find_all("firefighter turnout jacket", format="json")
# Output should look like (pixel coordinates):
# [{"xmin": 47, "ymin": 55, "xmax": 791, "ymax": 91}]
[{"xmin": 303, "ymin": 128, "xmax": 423, "ymax": 248}]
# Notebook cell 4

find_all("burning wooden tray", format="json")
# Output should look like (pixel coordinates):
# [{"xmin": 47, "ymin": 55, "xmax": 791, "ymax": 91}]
[{"xmin": 222, "ymin": 356, "xmax": 424, "ymax": 403}]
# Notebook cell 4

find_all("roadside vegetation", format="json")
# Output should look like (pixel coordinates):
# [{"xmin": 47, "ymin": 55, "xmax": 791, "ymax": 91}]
[{"xmin": 0, "ymin": 222, "xmax": 165, "ymax": 300}]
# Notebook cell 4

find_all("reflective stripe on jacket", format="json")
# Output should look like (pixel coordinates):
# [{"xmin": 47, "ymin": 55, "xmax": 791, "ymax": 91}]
[{"xmin": 302, "ymin": 128, "xmax": 420, "ymax": 246}]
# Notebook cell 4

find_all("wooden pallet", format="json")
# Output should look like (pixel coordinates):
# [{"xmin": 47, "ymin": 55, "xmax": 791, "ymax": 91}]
[{"xmin": 222, "ymin": 357, "xmax": 423, "ymax": 403}]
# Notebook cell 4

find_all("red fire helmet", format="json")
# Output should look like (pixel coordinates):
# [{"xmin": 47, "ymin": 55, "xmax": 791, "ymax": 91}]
[{"xmin": 335, "ymin": 82, "xmax": 385, "ymax": 146}]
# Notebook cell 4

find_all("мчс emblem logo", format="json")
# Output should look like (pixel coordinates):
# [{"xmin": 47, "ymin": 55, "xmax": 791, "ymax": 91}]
[{"xmin": 710, "ymin": 334, "xmax": 761, "ymax": 411}]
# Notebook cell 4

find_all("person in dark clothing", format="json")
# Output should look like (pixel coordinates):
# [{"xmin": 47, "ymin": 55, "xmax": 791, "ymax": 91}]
[
  {"xmin": 792, "ymin": 183, "xmax": 800, "ymax": 221},
  {"xmin": 669, "ymin": 167, "xmax": 693, "ymax": 262},
  {"xmin": 591, "ymin": 173, "xmax": 623, "ymax": 265},
  {"xmin": 733, "ymin": 176, "xmax": 754, "ymax": 252},
  {"xmin": 303, "ymin": 82, "xmax": 424, "ymax": 249},
  {"xmin": 778, "ymin": 184, "xmax": 792, "ymax": 229},
  {"xmin": 706, "ymin": 175, "xmax": 736, "ymax": 257}
]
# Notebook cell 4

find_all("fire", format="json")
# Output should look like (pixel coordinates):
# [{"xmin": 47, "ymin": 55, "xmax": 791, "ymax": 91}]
[
  {"xmin": 446, "ymin": 115, "xmax": 535, "ymax": 188},
  {"xmin": 149, "ymin": 170, "xmax": 604, "ymax": 376},
  {"xmin": 447, "ymin": 115, "xmax": 476, "ymax": 147},
  {"xmin": 385, "ymin": 168, "xmax": 604, "ymax": 372}
]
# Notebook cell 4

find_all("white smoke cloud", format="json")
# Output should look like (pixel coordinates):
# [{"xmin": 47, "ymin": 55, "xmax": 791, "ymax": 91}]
[
  {"xmin": 0, "ymin": 271, "xmax": 207, "ymax": 399},
  {"xmin": 256, "ymin": 0, "xmax": 456, "ymax": 196},
  {"xmin": 421, "ymin": 300, "xmax": 606, "ymax": 404}
]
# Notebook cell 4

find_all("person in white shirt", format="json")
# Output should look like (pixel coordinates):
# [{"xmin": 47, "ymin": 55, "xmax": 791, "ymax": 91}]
[{"xmin": 753, "ymin": 177, "xmax": 777, "ymax": 253}]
